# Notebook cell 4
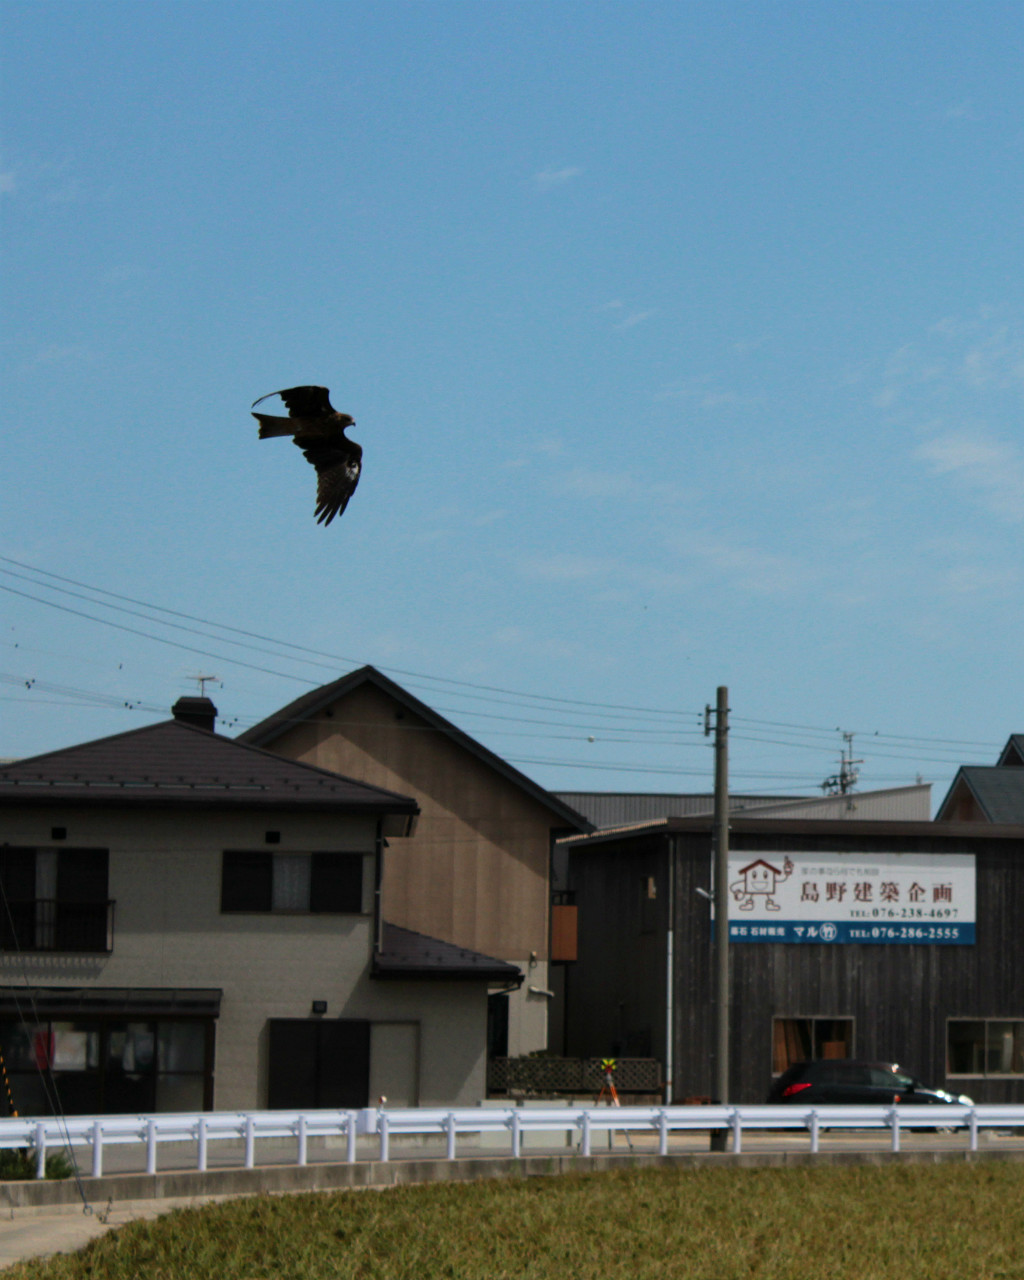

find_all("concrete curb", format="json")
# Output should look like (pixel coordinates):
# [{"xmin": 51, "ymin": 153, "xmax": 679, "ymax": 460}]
[{"xmin": 3, "ymin": 1146, "xmax": 1024, "ymax": 1212}]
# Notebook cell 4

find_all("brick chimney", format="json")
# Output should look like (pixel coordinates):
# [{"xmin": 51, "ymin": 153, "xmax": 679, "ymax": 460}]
[{"xmin": 171, "ymin": 696, "xmax": 218, "ymax": 732}]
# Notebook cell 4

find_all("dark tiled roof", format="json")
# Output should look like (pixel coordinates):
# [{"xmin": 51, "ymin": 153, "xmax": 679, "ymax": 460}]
[
  {"xmin": 938, "ymin": 766, "xmax": 1024, "ymax": 824},
  {"xmin": 238, "ymin": 665, "xmax": 591, "ymax": 832},
  {"xmin": 0, "ymin": 719, "xmax": 419, "ymax": 816},
  {"xmin": 997, "ymin": 735, "xmax": 1024, "ymax": 767},
  {"xmin": 373, "ymin": 922, "xmax": 523, "ymax": 983}
]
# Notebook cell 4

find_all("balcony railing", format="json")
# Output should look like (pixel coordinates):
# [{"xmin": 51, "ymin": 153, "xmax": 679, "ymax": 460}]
[{"xmin": 0, "ymin": 899, "xmax": 115, "ymax": 954}]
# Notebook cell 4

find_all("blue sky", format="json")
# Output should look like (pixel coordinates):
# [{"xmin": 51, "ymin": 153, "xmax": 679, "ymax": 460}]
[{"xmin": 2, "ymin": 1, "xmax": 1023, "ymax": 806}]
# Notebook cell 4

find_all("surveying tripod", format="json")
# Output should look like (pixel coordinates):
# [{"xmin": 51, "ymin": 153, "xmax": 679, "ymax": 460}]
[{"xmin": 590, "ymin": 1058, "xmax": 634, "ymax": 1151}]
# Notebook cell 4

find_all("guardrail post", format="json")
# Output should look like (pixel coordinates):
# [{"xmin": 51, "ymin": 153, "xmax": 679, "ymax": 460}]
[
  {"xmin": 9, "ymin": 1100, "xmax": 1013, "ymax": 1180},
  {"xmin": 808, "ymin": 1111, "xmax": 820, "ymax": 1154}
]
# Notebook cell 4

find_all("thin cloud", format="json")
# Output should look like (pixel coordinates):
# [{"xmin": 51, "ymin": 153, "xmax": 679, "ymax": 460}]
[
  {"xmin": 657, "ymin": 378, "xmax": 760, "ymax": 411},
  {"xmin": 595, "ymin": 300, "xmax": 656, "ymax": 331},
  {"xmin": 532, "ymin": 166, "xmax": 584, "ymax": 190},
  {"xmin": 876, "ymin": 313, "xmax": 1024, "ymax": 408},
  {"xmin": 558, "ymin": 469, "xmax": 645, "ymax": 501},
  {"xmin": 614, "ymin": 310, "xmax": 655, "ymax": 330},
  {"xmin": 677, "ymin": 532, "xmax": 810, "ymax": 596},
  {"xmin": 29, "ymin": 343, "xmax": 96, "ymax": 368},
  {"xmin": 943, "ymin": 99, "xmax": 981, "ymax": 122},
  {"xmin": 515, "ymin": 551, "xmax": 615, "ymax": 583},
  {"xmin": 940, "ymin": 563, "xmax": 1019, "ymax": 595},
  {"xmin": 916, "ymin": 431, "xmax": 1024, "ymax": 522}
]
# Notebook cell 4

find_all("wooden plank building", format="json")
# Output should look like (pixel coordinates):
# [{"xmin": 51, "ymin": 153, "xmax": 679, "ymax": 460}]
[{"xmin": 559, "ymin": 816, "xmax": 1024, "ymax": 1105}]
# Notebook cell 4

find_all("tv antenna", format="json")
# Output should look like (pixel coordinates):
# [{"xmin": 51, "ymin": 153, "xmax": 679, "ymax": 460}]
[{"xmin": 190, "ymin": 673, "xmax": 221, "ymax": 697}]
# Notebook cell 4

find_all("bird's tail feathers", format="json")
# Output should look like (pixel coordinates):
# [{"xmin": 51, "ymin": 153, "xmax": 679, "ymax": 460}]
[{"xmin": 253, "ymin": 413, "xmax": 295, "ymax": 439}]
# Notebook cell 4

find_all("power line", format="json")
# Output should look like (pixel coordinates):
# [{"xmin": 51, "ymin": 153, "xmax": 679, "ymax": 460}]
[
  {"xmin": 0, "ymin": 557, "xmax": 697, "ymax": 719},
  {"xmin": 0, "ymin": 555, "xmax": 1001, "ymax": 780}
]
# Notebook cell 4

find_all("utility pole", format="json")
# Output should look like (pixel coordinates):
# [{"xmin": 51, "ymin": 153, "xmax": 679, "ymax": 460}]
[
  {"xmin": 821, "ymin": 731, "xmax": 862, "ymax": 796},
  {"xmin": 705, "ymin": 686, "xmax": 730, "ymax": 1124}
]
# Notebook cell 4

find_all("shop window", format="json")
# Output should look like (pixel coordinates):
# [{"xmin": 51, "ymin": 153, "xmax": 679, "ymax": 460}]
[
  {"xmin": 947, "ymin": 1020, "xmax": 1024, "ymax": 1077},
  {"xmin": 0, "ymin": 1017, "xmax": 213, "ymax": 1116},
  {"xmin": 221, "ymin": 852, "xmax": 363, "ymax": 914},
  {"xmin": 772, "ymin": 1016, "xmax": 854, "ymax": 1075}
]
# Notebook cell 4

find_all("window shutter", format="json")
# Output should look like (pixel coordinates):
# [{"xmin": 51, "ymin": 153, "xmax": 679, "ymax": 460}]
[
  {"xmin": 310, "ymin": 854, "xmax": 363, "ymax": 914},
  {"xmin": 221, "ymin": 851, "xmax": 273, "ymax": 912}
]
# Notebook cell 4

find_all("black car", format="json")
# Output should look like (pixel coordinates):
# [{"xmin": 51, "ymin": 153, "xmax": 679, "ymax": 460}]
[{"xmin": 766, "ymin": 1059, "xmax": 973, "ymax": 1107}]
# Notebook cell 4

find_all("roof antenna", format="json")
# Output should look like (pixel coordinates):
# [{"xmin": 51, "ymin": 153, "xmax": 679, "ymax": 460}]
[{"xmin": 190, "ymin": 674, "xmax": 221, "ymax": 697}]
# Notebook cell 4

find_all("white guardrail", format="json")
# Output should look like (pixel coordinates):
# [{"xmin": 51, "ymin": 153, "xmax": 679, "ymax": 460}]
[{"xmin": 2, "ymin": 1103, "xmax": 1024, "ymax": 1179}]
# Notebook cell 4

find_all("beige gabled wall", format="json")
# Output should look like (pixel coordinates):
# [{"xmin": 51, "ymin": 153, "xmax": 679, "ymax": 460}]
[{"xmin": 249, "ymin": 682, "xmax": 560, "ymax": 1053}]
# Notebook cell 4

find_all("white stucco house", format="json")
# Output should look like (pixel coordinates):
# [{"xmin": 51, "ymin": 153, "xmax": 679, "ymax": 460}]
[{"xmin": 0, "ymin": 697, "xmax": 521, "ymax": 1116}]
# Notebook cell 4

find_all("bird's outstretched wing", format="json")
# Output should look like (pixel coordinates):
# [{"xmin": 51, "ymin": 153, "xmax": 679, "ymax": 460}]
[
  {"xmin": 251, "ymin": 385, "xmax": 335, "ymax": 418},
  {"xmin": 302, "ymin": 438, "xmax": 364, "ymax": 526}
]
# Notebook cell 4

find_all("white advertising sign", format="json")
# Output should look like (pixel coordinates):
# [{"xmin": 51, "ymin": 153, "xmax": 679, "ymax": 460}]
[{"xmin": 724, "ymin": 851, "xmax": 975, "ymax": 944}]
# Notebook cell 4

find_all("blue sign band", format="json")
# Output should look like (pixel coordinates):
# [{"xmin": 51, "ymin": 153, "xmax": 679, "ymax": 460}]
[{"xmin": 727, "ymin": 921, "xmax": 975, "ymax": 944}]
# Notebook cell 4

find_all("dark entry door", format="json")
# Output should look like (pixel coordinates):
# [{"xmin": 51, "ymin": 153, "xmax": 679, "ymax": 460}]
[{"xmin": 267, "ymin": 1019, "xmax": 370, "ymax": 1109}]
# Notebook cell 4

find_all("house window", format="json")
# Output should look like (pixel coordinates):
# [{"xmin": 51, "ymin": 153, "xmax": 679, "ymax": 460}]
[
  {"xmin": 947, "ymin": 1020, "xmax": 1024, "ymax": 1077},
  {"xmin": 221, "ymin": 852, "xmax": 364, "ymax": 914},
  {"xmin": 0, "ymin": 1017, "xmax": 213, "ymax": 1115},
  {"xmin": 772, "ymin": 1016, "xmax": 854, "ymax": 1074},
  {"xmin": 0, "ymin": 848, "xmax": 112, "ymax": 953}
]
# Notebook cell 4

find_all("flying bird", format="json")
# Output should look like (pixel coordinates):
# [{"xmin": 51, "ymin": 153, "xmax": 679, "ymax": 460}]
[{"xmin": 252, "ymin": 385, "xmax": 362, "ymax": 526}]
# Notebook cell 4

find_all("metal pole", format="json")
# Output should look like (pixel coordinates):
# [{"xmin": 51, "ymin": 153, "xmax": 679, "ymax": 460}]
[
  {"xmin": 713, "ymin": 686, "xmax": 730, "ymax": 1107},
  {"xmin": 664, "ymin": 848, "xmax": 674, "ymax": 1105}
]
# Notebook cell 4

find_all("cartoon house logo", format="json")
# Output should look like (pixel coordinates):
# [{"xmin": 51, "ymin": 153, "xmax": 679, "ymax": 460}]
[{"xmin": 730, "ymin": 857, "xmax": 794, "ymax": 911}]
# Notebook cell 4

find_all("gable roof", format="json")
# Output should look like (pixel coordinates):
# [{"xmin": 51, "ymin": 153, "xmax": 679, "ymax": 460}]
[
  {"xmin": 374, "ymin": 922, "xmax": 523, "ymax": 983},
  {"xmin": 238, "ymin": 665, "xmax": 591, "ymax": 832},
  {"xmin": 936, "ymin": 766, "xmax": 1024, "ymax": 824},
  {"xmin": 997, "ymin": 735, "xmax": 1024, "ymax": 767},
  {"xmin": 0, "ymin": 718, "xmax": 419, "ymax": 821}
]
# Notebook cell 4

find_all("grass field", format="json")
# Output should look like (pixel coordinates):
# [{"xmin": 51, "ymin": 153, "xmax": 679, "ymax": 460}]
[{"xmin": 5, "ymin": 1163, "xmax": 1024, "ymax": 1280}]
